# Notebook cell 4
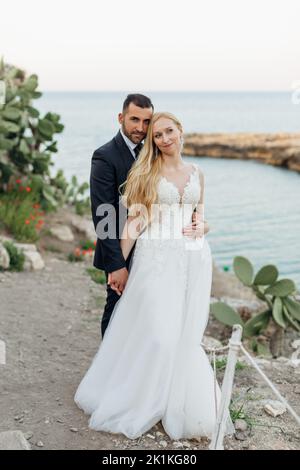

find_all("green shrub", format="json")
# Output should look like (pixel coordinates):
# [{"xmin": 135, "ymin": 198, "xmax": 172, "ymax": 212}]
[
  {"xmin": 3, "ymin": 241, "xmax": 25, "ymax": 271},
  {"xmin": 210, "ymin": 256, "xmax": 300, "ymax": 357},
  {"xmin": 0, "ymin": 183, "xmax": 44, "ymax": 241},
  {"xmin": 86, "ymin": 267, "xmax": 106, "ymax": 285}
]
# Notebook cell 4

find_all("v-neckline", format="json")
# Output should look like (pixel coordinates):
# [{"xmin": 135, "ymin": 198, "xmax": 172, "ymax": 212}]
[{"xmin": 160, "ymin": 165, "xmax": 197, "ymax": 200}]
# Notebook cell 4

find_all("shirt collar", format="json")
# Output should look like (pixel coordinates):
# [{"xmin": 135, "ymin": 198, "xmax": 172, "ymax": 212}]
[{"xmin": 120, "ymin": 128, "xmax": 137, "ymax": 152}]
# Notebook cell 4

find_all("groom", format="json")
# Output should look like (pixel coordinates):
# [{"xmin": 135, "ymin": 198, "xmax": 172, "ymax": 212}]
[{"xmin": 90, "ymin": 94, "xmax": 154, "ymax": 337}]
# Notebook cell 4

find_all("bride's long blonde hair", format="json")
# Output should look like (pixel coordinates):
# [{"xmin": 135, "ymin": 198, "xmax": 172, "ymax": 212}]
[{"xmin": 121, "ymin": 112, "xmax": 183, "ymax": 225}]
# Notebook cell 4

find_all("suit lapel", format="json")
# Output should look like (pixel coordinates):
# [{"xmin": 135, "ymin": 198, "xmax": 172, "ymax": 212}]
[{"xmin": 114, "ymin": 131, "xmax": 135, "ymax": 175}]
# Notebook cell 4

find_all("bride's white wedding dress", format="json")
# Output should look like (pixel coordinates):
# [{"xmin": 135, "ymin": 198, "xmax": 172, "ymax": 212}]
[{"xmin": 74, "ymin": 164, "xmax": 233, "ymax": 440}]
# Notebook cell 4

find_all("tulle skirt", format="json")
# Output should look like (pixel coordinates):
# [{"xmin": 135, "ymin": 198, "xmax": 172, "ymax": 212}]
[{"xmin": 74, "ymin": 236, "xmax": 234, "ymax": 439}]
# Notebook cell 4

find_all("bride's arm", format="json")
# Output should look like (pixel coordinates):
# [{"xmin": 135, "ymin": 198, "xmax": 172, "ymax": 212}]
[
  {"xmin": 196, "ymin": 168, "xmax": 205, "ymax": 217},
  {"xmin": 120, "ymin": 214, "xmax": 143, "ymax": 261},
  {"xmin": 195, "ymin": 169, "xmax": 210, "ymax": 235}
]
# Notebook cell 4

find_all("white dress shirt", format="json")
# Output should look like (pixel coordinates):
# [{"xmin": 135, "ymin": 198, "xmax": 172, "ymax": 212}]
[{"xmin": 120, "ymin": 129, "xmax": 139, "ymax": 159}]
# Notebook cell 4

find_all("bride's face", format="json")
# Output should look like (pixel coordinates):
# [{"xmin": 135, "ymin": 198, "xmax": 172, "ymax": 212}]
[{"xmin": 153, "ymin": 118, "xmax": 182, "ymax": 155}]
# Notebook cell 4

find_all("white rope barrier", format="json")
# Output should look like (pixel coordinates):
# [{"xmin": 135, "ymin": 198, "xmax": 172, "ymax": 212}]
[
  {"xmin": 209, "ymin": 324, "xmax": 243, "ymax": 450},
  {"xmin": 240, "ymin": 344, "xmax": 300, "ymax": 426},
  {"xmin": 200, "ymin": 324, "xmax": 300, "ymax": 450}
]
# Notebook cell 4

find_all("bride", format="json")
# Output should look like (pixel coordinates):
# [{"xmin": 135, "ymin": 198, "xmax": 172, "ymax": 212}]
[{"xmin": 74, "ymin": 112, "xmax": 233, "ymax": 441}]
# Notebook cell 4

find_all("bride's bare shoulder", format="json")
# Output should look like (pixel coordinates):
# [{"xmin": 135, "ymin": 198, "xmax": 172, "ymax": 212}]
[{"xmin": 192, "ymin": 163, "xmax": 204, "ymax": 179}]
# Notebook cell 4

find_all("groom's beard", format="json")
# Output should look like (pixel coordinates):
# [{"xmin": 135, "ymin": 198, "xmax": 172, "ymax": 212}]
[{"xmin": 122, "ymin": 124, "xmax": 145, "ymax": 144}]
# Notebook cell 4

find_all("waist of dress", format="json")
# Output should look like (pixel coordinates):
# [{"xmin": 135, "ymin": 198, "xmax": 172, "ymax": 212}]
[{"xmin": 136, "ymin": 230, "xmax": 205, "ymax": 250}]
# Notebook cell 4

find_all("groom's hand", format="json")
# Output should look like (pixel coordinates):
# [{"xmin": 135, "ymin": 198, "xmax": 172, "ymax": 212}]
[
  {"xmin": 182, "ymin": 212, "xmax": 210, "ymax": 238},
  {"xmin": 108, "ymin": 268, "xmax": 129, "ymax": 296}
]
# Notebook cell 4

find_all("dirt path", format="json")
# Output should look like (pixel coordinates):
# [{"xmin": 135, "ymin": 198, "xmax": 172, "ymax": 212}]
[{"xmin": 0, "ymin": 253, "xmax": 299, "ymax": 450}]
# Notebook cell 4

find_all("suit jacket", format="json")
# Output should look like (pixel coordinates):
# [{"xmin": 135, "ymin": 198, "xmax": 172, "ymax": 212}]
[{"xmin": 90, "ymin": 131, "xmax": 136, "ymax": 273}]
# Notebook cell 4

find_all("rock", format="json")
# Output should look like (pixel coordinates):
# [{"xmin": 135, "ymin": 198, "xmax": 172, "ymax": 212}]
[
  {"xmin": 50, "ymin": 225, "xmax": 74, "ymax": 242},
  {"xmin": 14, "ymin": 243, "xmax": 37, "ymax": 252},
  {"xmin": 272, "ymin": 357, "xmax": 289, "ymax": 370},
  {"xmin": 0, "ymin": 235, "xmax": 14, "ymax": 244},
  {"xmin": 146, "ymin": 433, "xmax": 155, "ymax": 440},
  {"xmin": 182, "ymin": 440, "xmax": 191, "ymax": 447},
  {"xmin": 70, "ymin": 427, "xmax": 78, "ymax": 432},
  {"xmin": 0, "ymin": 240, "xmax": 44, "ymax": 271},
  {"xmin": 183, "ymin": 132, "xmax": 300, "ymax": 173},
  {"xmin": 234, "ymin": 431, "xmax": 248, "ymax": 441},
  {"xmin": 289, "ymin": 339, "xmax": 300, "ymax": 367},
  {"xmin": 0, "ymin": 243, "xmax": 10, "ymax": 270},
  {"xmin": 23, "ymin": 251, "xmax": 45, "ymax": 271},
  {"xmin": 159, "ymin": 440, "xmax": 168, "ymax": 448},
  {"xmin": 172, "ymin": 441, "xmax": 184, "ymax": 448},
  {"xmin": 253, "ymin": 358, "xmax": 273, "ymax": 369},
  {"xmin": 293, "ymin": 385, "xmax": 300, "ymax": 394},
  {"xmin": 291, "ymin": 339, "xmax": 300, "ymax": 349},
  {"xmin": 219, "ymin": 296, "xmax": 263, "ymax": 313},
  {"xmin": 202, "ymin": 335, "xmax": 223, "ymax": 349},
  {"xmin": 24, "ymin": 431, "xmax": 33, "ymax": 440},
  {"xmin": 70, "ymin": 215, "xmax": 95, "ymax": 241},
  {"xmin": 36, "ymin": 440, "xmax": 44, "ymax": 447},
  {"xmin": 234, "ymin": 419, "xmax": 248, "ymax": 432},
  {"xmin": 0, "ymin": 431, "xmax": 31, "ymax": 450},
  {"xmin": 263, "ymin": 400, "xmax": 287, "ymax": 417}
]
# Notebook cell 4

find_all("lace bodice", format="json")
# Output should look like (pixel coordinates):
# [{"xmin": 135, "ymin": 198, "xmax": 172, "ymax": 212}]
[
  {"xmin": 139, "ymin": 164, "xmax": 202, "ymax": 242},
  {"xmin": 157, "ymin": 164, "xmax": 201, "ymax": 206}
]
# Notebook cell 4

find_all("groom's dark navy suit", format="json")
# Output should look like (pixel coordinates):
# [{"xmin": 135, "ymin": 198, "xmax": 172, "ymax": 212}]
[{"xmin": 90, "ymin": 131, "xmax": 137, "ymax": 337}]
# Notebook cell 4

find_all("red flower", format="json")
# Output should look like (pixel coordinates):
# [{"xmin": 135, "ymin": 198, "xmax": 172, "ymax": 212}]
[
  {"xmin": 33, "ymin": 203, "xmax": 41, "ymax": 209},
  {"xmin": 25, "ymin": 219, "xmax": 30, "ymax": 225},
  {"xmin": 16, "ymin": 179, "xmax": 21, "ymax": 184},
  {"xmin": 25, "ymin": 187, "xmax": 31, "ymax": 192},
  {"xmin": 93, "ymin": 240, "xmax": 97, "ymax": 246}
]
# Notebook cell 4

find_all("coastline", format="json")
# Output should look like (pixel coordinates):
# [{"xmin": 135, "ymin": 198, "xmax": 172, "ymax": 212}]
[{"xmin": 183, "ymin": 132, "xmax": 300, "ymax": 173}]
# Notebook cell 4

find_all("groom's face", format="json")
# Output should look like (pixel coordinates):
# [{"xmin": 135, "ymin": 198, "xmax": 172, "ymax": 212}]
[{"xmin": 118, "ymin": 103, "xmax": 153, "ymax": 144}]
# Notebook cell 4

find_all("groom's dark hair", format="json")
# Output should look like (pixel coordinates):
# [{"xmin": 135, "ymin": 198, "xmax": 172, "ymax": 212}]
[{"xmin": 122, "ymin": 94, "xmax": 154, "ymax": 113}]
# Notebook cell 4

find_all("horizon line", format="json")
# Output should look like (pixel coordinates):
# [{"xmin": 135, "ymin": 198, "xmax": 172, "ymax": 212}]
[{"xmin": 42, "ymin": 89, "xmax": 292, "ymax": 93}]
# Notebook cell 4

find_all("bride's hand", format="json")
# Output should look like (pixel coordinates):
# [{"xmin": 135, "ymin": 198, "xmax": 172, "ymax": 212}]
[{"xmin": 182, "ymin": 213, "xmax": 209, "ymax": 238}]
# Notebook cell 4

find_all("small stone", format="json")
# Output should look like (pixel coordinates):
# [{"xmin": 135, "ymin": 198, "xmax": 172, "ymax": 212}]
[
  {"xmin": 182, "ymin": 440, "xmax": 191, "ymax": 447},
  {"xmin": 159, "ymin": 440, "xmax": 168, "ymax": 448},
  {"xmin": 264, "ymin": 400, "xmax": 287, "ymax": 417},
  {"xmin": 0, "ymin": 431, "xmax": 31, "ymax": 450},
  {"xmin": 202, "ymin": 335, "xmax": 223, "ymax": 349},
  {"xmin": 173, "ymin": 441, "xmax": 184, "ymax": 448},
  {"xmin": 235, "ymin": 431, "xmax": 248, "ymax": 441},
  {"xmin": 70, "ymin": 427, "xmax": 78, "ymax": 432},
  {"xmin": 234, "ymin": 419, "xmax": 248, "ymax": 432},
  {"xmin": 50, "ymin": 225, "xmax": 74, "ymax": 242},
  {"xmin": 24, "ymin": 432, "xmax": 33, "ymax": 440},
  {"xmin": 0, "ymin": 243, "xmax": 10, "ymax": 270},
  {"xmin": 146, "ymin": 433, "xmax": 155, "ymax": 439},
  {"xmin": 36, "ymin": 441, "xmax": 44, "ymax": 447}
]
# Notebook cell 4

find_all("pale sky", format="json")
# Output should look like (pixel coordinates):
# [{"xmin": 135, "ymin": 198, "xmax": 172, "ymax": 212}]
[{"xmin": 1, "ymin": 0, "xmax": 299, "ymax": 91}]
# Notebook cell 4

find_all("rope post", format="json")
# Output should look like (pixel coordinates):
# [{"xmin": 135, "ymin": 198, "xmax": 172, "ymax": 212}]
[{"xmin": 209, "ymin": 324, "xmax": 243, "ymax": 450}]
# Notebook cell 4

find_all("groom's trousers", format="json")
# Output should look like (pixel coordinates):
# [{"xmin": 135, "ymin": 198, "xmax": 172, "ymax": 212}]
[{"xmin": 101, "ymin": 249, "xmax": 134, "ymax": 338}]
